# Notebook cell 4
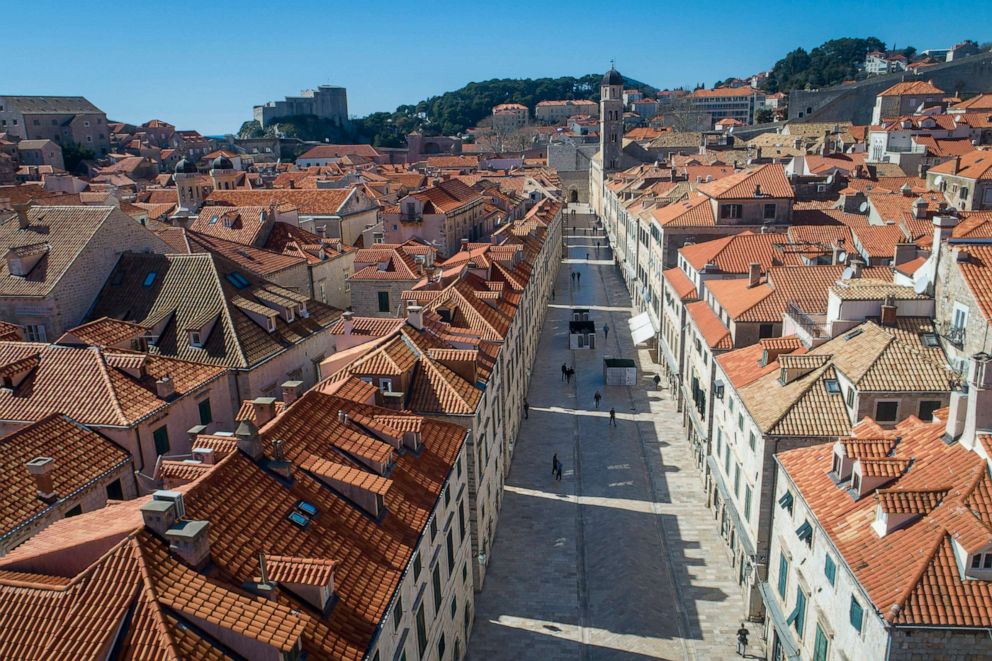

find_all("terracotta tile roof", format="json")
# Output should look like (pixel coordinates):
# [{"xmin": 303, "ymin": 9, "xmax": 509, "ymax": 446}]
[
  {"xmin": 410, "ymin": 179, "xmax": 483, "ymax": 213},
  {"xmin": 298, "ymin": 144, "xmax": 381, "ymax": 160},
  {"xmin": 678, "ymin": 231, "xmax": 793, "ymax": 272},
  {"xmin": 188, "ymin": 230, "xmax": 306, "ymax": 276},
  {"xmin": 928, "ymin": 148, "xmax": 992, "ymax": 181},
  {"xmin": 663, "ymin": 268, "xmax": 698, "ymax": 301},
  {"xmin": 651, "ymin": 193, "xmax": 715, "ymax": 227},
  {"xmin": 685, "ymin": 301, "xmax": 732, "ymax": 351},
  {"xmin": 205, "ymin": 188, "xmax": 355, "ymax": 216},
  {"xmin": 895, "ymin": 255, "xmax": 928, "ymax": 277},
  {"xmin": 188, "ymin": 206, "xmax": 275, "ymax": 246},
  {"xmin": 716, "ymin": 337, "xmax": 805, "ymax": 389},
  {"xmin": 954, "ymin": 244, "xmax": 992, "ymax": 321},
  {"xmin": 779, "ymin": 416, "xmax": 992, "ymax": 627},
  {"xmin": 58, "ymin": 317, "xmax": 147, "ymax": 348},
  {"xmin": 878, "ymin": 80, "xmax": 945, "ymax": 97},
  {"xmin": 264, "ymin": 554, "xmax": 336, "ymax": 586},
  {"xmin": 0, "ymin": 343, "xmax": 224, "ymax": 427},
  {"xmin": 0, "ymin": 415, "xmax": 130, "ymax": 544},
  {"xmin": 328, "ymin": 316, "xmax": 406, "ymax": 337},
  {"xmin": 695, "ymin": 164, "xmax": 794, "ymax": 200},
  {"xmin": 88, "ymin": 252, "xmax": 340, "ymax": 369},
  {"xmin": 952, "ymin": 94, "xmax": 992, "ymax": 112},
  {"xmin": 829, "ymin": 278, "xmax": 927, "ymax": 301},
  {"xmin": 264, "ymin": 222, "xmax": 352, "ymax": 265}
]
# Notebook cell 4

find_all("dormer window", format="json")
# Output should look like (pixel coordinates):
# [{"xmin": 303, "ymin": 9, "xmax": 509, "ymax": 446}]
[
  {"xmin": 851, "ymin": 471, "xmax": 862, "ymax": 494},
  {"xmin": 380, "ymin": 378, "xmax": 393, "ymax": 393},
  {"xmin": 971, "ymin": 553, "xmax": 992, "ymax": 570},
  {"xmin": 189, "ymin": 331, "xmax": 202, "ymax": 348}
]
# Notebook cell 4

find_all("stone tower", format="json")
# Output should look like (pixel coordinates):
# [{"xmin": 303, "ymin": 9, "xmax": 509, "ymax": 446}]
[
  {"xmin": 600, "ymin": 66, "xmax": 624, "ymax": 172},
  {"xmin": 174, "ymin": 157, "xmax": 205, "ymax": 214}
]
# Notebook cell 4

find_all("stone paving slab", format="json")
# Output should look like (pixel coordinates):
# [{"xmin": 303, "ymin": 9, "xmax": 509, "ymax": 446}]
[{"xmin": 468, "ymin": 223, "xmax": 764, "ymax": 661}]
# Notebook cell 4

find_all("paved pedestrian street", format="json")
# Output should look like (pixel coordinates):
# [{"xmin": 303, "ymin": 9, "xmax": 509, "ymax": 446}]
[{"xmin": 468, "ymin": 219, "xmax": 764, "ymax": 660}]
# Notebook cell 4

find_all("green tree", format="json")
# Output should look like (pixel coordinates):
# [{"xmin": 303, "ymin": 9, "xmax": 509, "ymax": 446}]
[{"xmin": 62, "ymin": 142, "xmax": 96, "ymax": 173}]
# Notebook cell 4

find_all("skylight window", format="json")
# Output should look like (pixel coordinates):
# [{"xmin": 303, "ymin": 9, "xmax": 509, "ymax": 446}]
[
  {"xmin": 920, "ymin": 333, "xmax": 939, "ymax": 347},
  {"xmin": 297, "ymin": 501, "xmax": 318, "ymax": 517},
  {"xmin": 824, "ymin": 379, "xmax": 841, "ymax": 394},
  {"xmin": 208, "ymin": 214, "xmax": 219, "ymax": 225},
  {"xmin": 287, "ymin": 511, "xmax": 310, "ymax": 528},
  {"xmin": 225, "ymin": 272, "xmax": 250, "ymax": 289},
  {"xmin": 844, "ymin": 328, "xmax": 863, "ymax": 341},
  {"xmin": 142, "ymin": 272, "xmax": 157, "ymax": 287}
]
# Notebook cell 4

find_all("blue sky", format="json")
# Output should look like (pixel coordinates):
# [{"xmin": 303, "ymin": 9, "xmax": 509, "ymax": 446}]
[{"xmin": 6, "ymin": 1, "xmax": 990, "ymax": 134}]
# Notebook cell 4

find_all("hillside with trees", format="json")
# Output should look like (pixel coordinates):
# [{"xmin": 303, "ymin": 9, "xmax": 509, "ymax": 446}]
[
  {"xmin": 239, "ymin": 73, "xmax": 655, "ymax": 147},
  {"xmin": 761, "ymin": 37, "xmax": 888, "ymax": 93}
]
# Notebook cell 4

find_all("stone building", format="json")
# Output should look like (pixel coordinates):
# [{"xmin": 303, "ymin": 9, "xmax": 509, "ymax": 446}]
[
  {"xmin": 926, "ymin": 150, "xmax": 992, "ymax": 211},
  {"xmin": 870, "ymin": 80, "xmax": 946, "ymax": 124},
  {"xmin": 253, "ymin": 84, "xmax": 348, "ymax": 128},
  {"xmin": 383, "ymin": 179, "xmax": 493, "ymax": 256},
  {"xmin": 0, "ymin": 95, "xmax": 110, "ymax": 155}
]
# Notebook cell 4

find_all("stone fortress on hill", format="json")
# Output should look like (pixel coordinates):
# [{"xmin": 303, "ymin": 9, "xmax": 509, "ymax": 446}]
[{"xmin": 252, "ymin": 84, "xmax": 348, "ymax": 128}]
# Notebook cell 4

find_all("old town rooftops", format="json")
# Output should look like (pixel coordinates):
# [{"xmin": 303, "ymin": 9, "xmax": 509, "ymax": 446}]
[
  {"xmin": 779, "ymin": 414, "xmax": 992, "ymax": 628},
  {"xmin": 0, "ymin": 390, "xmax": 466, "ymax": 660}
]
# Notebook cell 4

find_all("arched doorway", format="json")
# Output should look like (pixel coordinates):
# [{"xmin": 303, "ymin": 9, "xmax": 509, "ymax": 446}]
[{"xmin": 569, "ymin": 189, "xmax": 578, "ymax": 203}]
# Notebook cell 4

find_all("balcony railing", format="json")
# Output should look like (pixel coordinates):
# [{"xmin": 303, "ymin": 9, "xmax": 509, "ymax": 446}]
[
  {"xmin": 785, "ymin": 301, "xmax": 827, "ymax": 339},
  {"xmin": 936, "ymin": 320, "xmax": 967, "ymax": 349}
]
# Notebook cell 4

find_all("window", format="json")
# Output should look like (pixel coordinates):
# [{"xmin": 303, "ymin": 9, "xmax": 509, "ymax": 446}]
[
  {"xmin": 723, "ymin": 446, "xmax": 731, "ymax": 475},
  {"xmin": 748, "ymin": 431, "xmax": 756, "ymax": 451},
  {"xmin": 824, "ymin": 379, "xmax": 841, "ymax": 394},
  {"xmin": 849, "ymin": 596, "xmax": 864, "ymax": 633},
  {"xmin": 763, "ymin": 203, "xmax": 776, "ymax": 219},
  {"xmin": 824, "ymin": 555, "xmax": 837, "ymax": 586},
  {"xmin": 734, "ymin": 463, "xmax": 741, "ymax": 497},
  {"xmin": 432, "ymin": 564, "xmax": 442, "ymax": 612},
  {"xmin": 744, "ymin": 485, "xmax": 752, "ymax": 521},
  {"xmin": 413, "ymin": 551, "xmax": 422, "ymax": 581},
  {"xmin": 970, "ymin": 552, "xmax": 992, "ymax": 569},
  {"xmin": 152, "ymin": 425, "xmax": 170, "ymax": 455},
  {"xmin": 920, "ymin": 332, "xmax": 939, "ymax": 347},
  {"xmin": 446, "ymin": 529, "xmax": 455, "ymax": 573},
  {"xmin": 377, "ymin": 291, "xmax": 391, "ymax": 313},
  {"xmin": 415, "ymin": 603, "xmax": 427, "ymax": 656},
  {"xmin": 437, "ymin": 633, "xmax": 446, "ymax": 660},
  {"xmin": 846, "ymin": 386, "xmax": 855, "ymax": 408},
  {"xmin": 458, "ymin": 500, "xmax": 466, "ymax": 541},
  {"xmin": 720, "ymin": 204, "xmax": 743, "ymax": 219},
  {"xmin": 393, "ymin": 597, "xmax": 403, "ymax": 631},
  {"xmin": 875, "ymin": 401, "xmax": 898, "ymax": 423},
  {"xmin": 796, "ymin": 520, "xmax": 813, "ymax": 546},
  {"xmin": 225, "ymin": 272, "xmax": 250, "ymax": 289},
  {"xmin": 851, "ymin": 472, "xmax": 861, "ymax": 493},
  {"xmin": 813, "ymin": 624, "xmax": 829, "ymax": 661},
  {"xmin": 716, "ymin": 428, "xmax": 723, "ymax": 457},
  {"xmin": 106, "ymin": 478, "xmax": 124, "ymax": 501},
  {"xmin": 379, "ymin": 378, "xmax": 393, "ymax": 393},
  {"xmin": 24, "ymin": 324, "xmax": 47, "ymax": 342},
  {"xmin": 778, "ymin": 490, "xmax": 794, "ymax": 513},
  {"xmin": 778, "ymin": 552, "xmax": 790, "ymax": 598},
  {"xmin": 758, "ymin": 323, "xmax": 774, "ymax": 339},
  {"xmin": 198, "ymin": 399, "xmax": 213, "ymax": 425},
  {"xmin": 917, "ymin": 400, "xmax": 941, "ymax": 421},
  {"xmin": 142, "ymin": 272, "xmax": 157, "ymax": 287},
  {"xmin": 430, "ymin": 517, "xmax": 438, "ymax": 541},
  {"xmin": 786, "ymin": 587, "xmax": 807, "ymax": 636},
  {"xmin": 952, "ymin": 305, "xmax": 968, "ymax": 330}
]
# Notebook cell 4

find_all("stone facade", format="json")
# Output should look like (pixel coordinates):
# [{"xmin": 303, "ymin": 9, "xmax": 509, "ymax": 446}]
[
  {"xmin": 253, "ymin": 85, "xmax": 348, "ymax": 128},
  {"xmin": 0, "ymin": 95, "xmax": 110, "ymax": 155}
]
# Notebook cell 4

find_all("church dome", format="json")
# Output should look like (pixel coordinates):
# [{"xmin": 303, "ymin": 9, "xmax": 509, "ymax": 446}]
[
  {"xmin": 210, "ymin": 155, "xmax": 234, "ymax": 170},
  {"xmin": 602, "ymin": 68, "xmax": 624, "ymax": 86},
  {"xmin": 174, "ymin": 157, "xmax": 198, "ymax": 174}
]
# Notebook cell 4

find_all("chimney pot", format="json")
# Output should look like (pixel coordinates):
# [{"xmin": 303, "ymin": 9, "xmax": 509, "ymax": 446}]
[
  {"xmin": 407, "ymin": 302, "xmax": 424, "ymax": 330},
  {"xmin": 748, "ymin": 262, "xmax": 762, "ymax": 288},
  {"xmin": 281, "ymin": 380, "xmax": 303, "ymax": 406},
  {"xmin": 251, "ymin": 397, "xmax": 277, "ymax": 426},
  {"xmin": 235, "ymin": 419, "xmax": 262, "ymax": 460},
  {"xmin": 880, "ymin": 296, "xmax": 897, "ymax": 327},
  {"xmin": 187, "ymin": 424, "xmax": 207, "ymax": 442},
  {"xmin": 155, "ymin": 374, "xmax": 175, "ymax": 400},
  {"xmin": 192, "ymin": 447, "xmax": 215, "ymax": 465},
  {"xmin": 13, "ymin": 202, "xmax": 31, "ymax": 229},
  {"xmin": 164, "ymin": 519, "xmax": 211, "ymax": 570},
  {"xmin": 342, "ymin": 310, "xmax": 354, "ymax": 335}
]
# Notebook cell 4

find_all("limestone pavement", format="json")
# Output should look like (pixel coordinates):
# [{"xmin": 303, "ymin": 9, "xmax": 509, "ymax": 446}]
[{"xmin": 467, "ymin": 215, "xmax": 765, "ymax": 660}]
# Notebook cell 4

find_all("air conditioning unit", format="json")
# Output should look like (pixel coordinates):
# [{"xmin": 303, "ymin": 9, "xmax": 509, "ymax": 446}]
[{"xmin": 153, "ymin": 490, "xmax": 186, "ymax": 519}]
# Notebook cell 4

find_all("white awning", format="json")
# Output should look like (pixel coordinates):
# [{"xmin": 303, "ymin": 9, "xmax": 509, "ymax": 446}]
[{"xmin": 629, "ymin": 311, "xmax": 654, "ymax": 344}]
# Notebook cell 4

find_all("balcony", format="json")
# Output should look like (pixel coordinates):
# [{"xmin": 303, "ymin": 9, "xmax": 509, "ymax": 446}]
[
  {"xmin": 785, "ymin": 301, "xmax": 829, "ymax": 345},
  {"xmin": 936, "ymin": 320, "xmax": 967, "ymax": 349}
]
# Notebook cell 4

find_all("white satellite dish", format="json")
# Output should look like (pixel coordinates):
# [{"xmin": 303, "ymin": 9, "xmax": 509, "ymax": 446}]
[
  {"xmin": 914, "ymin": 276, "xmax": 930, "ymax": 295},
  {"xmin": 837, "ymin": 250, "xmax": 847, "ymax": 263},
  {"xmin": 858, "ymin": 201, "xmax": 869, "ymax": 213},
  {"xmin": 934, "ymin": 175, "xmax": 944, "ymax": 187},
  {"xmin": 841, "ymin": 266, "xmax": 853, "ymax": 279}
]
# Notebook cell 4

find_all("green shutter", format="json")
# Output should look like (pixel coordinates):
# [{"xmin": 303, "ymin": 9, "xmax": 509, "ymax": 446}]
[
  {"xmin": 813, "ymin": 625, "xmax": 829, "ymax": 661},
  {"xmin": 777, "ymin": 553, "xmax": 789, "ymax": 598},
  {"xmin": 153, "ymin": 426, "xmax": 170, "ymax": 455},
  {"xmin": 824, "ymin": 555, "xmax": 836, "ymax": 586},
  {"xmin": 793, "ymin": 588, "xmax": 807, "ymax": 636},
  {"xmin": 198, "ymin": 399, "xmax": 213, "ymax": 425},
  {"xmin": 778, "ymin": 490, "xmax": 794, "ymax": 512},
  {"xmin": 850, "ymin": 597, "xmax": 864, "ymax": 632}
]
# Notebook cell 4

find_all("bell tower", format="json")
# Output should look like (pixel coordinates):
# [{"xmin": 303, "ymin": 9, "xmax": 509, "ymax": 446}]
[{"xmin": 600, "ymin": 64, "xmax": 624, "ymax": 172}]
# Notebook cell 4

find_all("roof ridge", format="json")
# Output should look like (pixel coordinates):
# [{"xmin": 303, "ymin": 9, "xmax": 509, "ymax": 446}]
[
  {"xmin": 130, "ymin": 535, "xmax": 183, "ymax": 660},
  {"xmin": 93, "ymin": 347, "xmax": 132, "ymax": 426},
  {"xmin": 765, "ymin": 363, "xmax": 835, "ymax": 433}
]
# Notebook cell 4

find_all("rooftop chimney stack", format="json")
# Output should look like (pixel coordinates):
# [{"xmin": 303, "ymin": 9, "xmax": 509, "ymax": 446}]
[
  {"xmin": 407, "ymin": 300, "xmax": 424, "ymax": 330},
  {"xmin": 960, "ymin": 352, "xmax": 992, "ymax": 450},
  {"xmin": 192, "ymin": 447, "xmax": 215, "ymax": 465},
  {"xmin": 342, "ymin": 310, "xmax": 354, "ymax": 335},
  {"xmin": 850, "ymin": 259, "xmax": 864, "ymax": 279},
  {"xmin": 155, "ymin": 374, "xmax": 175, "ymax": 400},
  {"xmin": 26, "ymin": 456, "xmax": 56, "ymax": 503},
  {"xmin": 165, "ymin": 520, "xmax": 211, "ymax": 570},
  {"xmin": 747, "ymin": 262, "xmax": 761, "ymax": 288},
  {"xmin": 235, "ymin": 419, "xmax": 263, "ymax": 460},
  {"xmin": 880, "ymin": 296, "xmax": 897, "ymax": 327},
  {"xmin": 13, "ymin": 202, "xmax": 31, "ymax": 230},
  {"xmin": 251, "ymin": 397, "xmax": 277, "ymax": 427},
  {"xmin": 281, "ymin": 380, "xmax": 303, "ymax": 406}
]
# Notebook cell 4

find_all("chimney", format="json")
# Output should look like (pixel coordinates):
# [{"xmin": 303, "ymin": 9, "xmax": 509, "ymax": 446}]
[
  {"xmin": 747, "ymin": 262, "xmax": 761, "ymax": 288},
  {"xmin": 912, "ymin": 197, "xmax": 928, "ymax": 219},
  {"xmin": 26, "ymin": 456, "xmax": 56, "ymax": 503},
  {"xmin": 140, "ymin": 490, "xmax": 185, "ymax": 536},
  {"xmin": 461, "ymin": 238, "xmax": 469, "ymax": 250},
  {"xmin": 900, "ymin": 183, "xmax": 913, "ymax": 197},
  {"xmin": 342, "ymin": 310, "xmax": 354, "ymax": 335},
  {"xmin": 281, "ymin": 380, "xmax": 303, "ymax": 406},
  {"xmin": 269, "ymin": 439, "xmax": 293, "ymax": 480},
  {"xmin": 960, "ymin": 353, "xmax": 992, "ymax": 450},
  {"xmin": 187, "ymin": 425, "xmax": 207, "ymax": 444},
  {"xmin": 414, "ymin": 254, "xmax": 426, "ymax": 276},
  {"xmin": 952, "ymin": 155, "xmax": 961, "ymax": 175},
  {"xmin": 192, "ymin": 447, "xmax": 215, "ymax": 465},
  {"xmin": 879, "ymin": 296, "xmax": 897, "ymax": 327},
  {"xmin": 263, "ymin": 554, "xmax": 336, "ymax": 611},
  {"xmin": 165, "ymin": 520, "xmax": 211, "ymax": 570},
  {"xmin": 155, "ymin": 374, "xmax": 175, "ymax": 400},
  {"xmin": 317, "ymin": 225, "xmax": 327, "ymax": 238},
  {"xmin": 892, "ymin": 243, "xmax": 917, "ymax": 266},
  {"xmin": 13, "ymin": 202, "xmax": 31, "ymax": 230},
  {"xmin": 251, "ymin": 397, "xmax": 277, "ymax": 426},
  {"xmin": 407, "ymin": 301, "xmax": 424, "ymax": 330},
  {"xmin": 850, "ymin": 259, "xmax": 863, "ymax": 278},
  {"xmin": 235, "ymin": 419, "xmax": 262, "ymax": 460}
]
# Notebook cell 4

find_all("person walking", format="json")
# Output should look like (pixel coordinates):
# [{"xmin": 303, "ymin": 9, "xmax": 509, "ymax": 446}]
[
  {"xmin": 570, "ymin": 271, "xmax": 576, "ymax": 286},
  {"xmin": 609, "ymin": 407, "xmax": 617, "ymax": 427},
  {"xmin": 555, "ymin": 461, "xmax": 563, "ymax": 481},
  {"xmin": 594, "ymin": 391, "xmax": 602, "ymax": 409},
  {"xmin": 603, "ymin": 323, "xmax": 609, "ymax": 341},
  {"xmin": 561, "ymin": 363, "xmax": 567, "ymax": 382},
  {"xmin": 653, "ymin": 374, "xmax": 662, "ymax": 389},
  {"xmin": 586, "ymin": 252, "xmax": 590, "ymax": 261},
  {"xmin": 736, "ymin": 624, "xmax": 749, "ymax": 656},
  {"xmin": 577, "ymin": 271, "xmax": 581, "ymax": 285},
  {"xmin": 552, "ymin": 287, "xmax": 555, "ymax": 301},
  {"xmin": 552, "ymin": 453, "xmax": 559, "ymax": 477},
  {"xmin": 566, "ymin": 367, "xmax": 573, "ymax": 384},
  {"xmin": 523, "ymin": 399, "xmax": 529, "ymax": 419}
]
